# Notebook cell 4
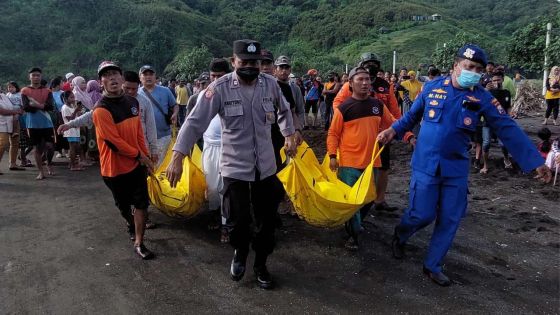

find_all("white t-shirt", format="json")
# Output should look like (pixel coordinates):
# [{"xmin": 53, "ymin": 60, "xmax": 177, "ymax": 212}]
[
  {"xmin": 0, "ymin": 93, "xmax": 16, "ymax": 133},
  {"xmin": 61, "ymin": 104, "xmax": 80, "ymax": 138}
]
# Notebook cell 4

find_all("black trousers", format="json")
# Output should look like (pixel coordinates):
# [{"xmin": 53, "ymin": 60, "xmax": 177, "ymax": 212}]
[
  {"xmin": 545, "ymin": 98, "xmax": 559, "ymax": 120},
  {"xmin": 222, "ymin": 175, "xmax": 278, "ymax": 256}
]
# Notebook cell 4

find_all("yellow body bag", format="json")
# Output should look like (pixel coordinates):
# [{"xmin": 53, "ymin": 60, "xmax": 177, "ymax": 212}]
[
  {"xmin": 147, "ymin": 140, "xmax": 207, "ymax": 218},
  {"xmin": 277, "ymin": 141, "xmax": 383, "ymax": 228}
]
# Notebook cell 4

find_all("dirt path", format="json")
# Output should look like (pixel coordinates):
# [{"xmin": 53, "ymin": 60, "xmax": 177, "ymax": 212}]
[{"xmin": 1, "ymin": 114, "xmax": 558, "ymax": 314}]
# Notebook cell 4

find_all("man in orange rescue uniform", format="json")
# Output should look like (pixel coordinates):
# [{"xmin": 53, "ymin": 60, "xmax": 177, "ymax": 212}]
[
  {"xmin": 93, "ymin": 61, "xmax": 155, "ymax": 260},
  {"xmin": 328, "ymin": 66, "xmax": 396, "ymax": 250}
]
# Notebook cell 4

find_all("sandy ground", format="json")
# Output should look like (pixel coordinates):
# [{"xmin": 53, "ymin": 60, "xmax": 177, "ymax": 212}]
[{"xmin": 1, "ymin": 113, "xmax": 559, "ymax": 314}]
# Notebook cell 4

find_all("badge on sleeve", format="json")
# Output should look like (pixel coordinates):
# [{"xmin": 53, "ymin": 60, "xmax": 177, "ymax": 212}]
[
  {"xmin": 463, "ymin": 117, "xmax": 472, "ymax": 126},
  {"xmin": 491, "ymin": 98, "xmax": 506, "ymax": 115},
  {"xmin": 496, "ymin": 105, "xmax": 506, "ymax": 115},
  {"xmin": 205, "ymin": 88, "xmax": 214, "ymax": 99}
]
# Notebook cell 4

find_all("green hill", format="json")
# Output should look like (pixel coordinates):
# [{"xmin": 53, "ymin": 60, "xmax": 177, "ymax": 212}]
[{"xmin": 0, "ymin": 0, "xmax": 557, "ymax": 83}]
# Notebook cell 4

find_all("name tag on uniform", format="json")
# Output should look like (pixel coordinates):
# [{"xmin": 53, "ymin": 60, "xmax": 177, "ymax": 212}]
[
  {"xmin": 428, "ymin": 93, "xmax": 447, "ymax": 100},
  {"xmin": 224, "ymin": 100, "xmax": 243, "ymax": 116}
]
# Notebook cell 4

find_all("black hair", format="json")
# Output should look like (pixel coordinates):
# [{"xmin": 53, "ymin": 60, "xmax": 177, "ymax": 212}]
[
  {"xmin": 210, "ymin": 58, "xmax": 231, "ymax": 73},
  {"xmin": 40, "ymin": 79, "xmax": 47, "ymax": 87},
  {"xmin": 538, "ymin": 127, "xmax": 552, "ymax": 141},
  {"xmin": 7, "ymin": 81, "xmax": 20, "ymax": 93},
  {"xmin": 538, "ymin": 127, "xmax": 552, "ymax": 153},
  {"xmin": 487, "ymin": 62, "xmax": 495, "ymax": 66},
  {"xmin": 61, "ymin": 90, "xmax": 74, "ymax": 104},
  {"xmin": 491, "ymin": 71, "xmax": 505, "ymax": 78},
  {"xmin": 123, "ymin": 71, "xmax": 141, "ymax": 84},
  {"xmin": 428, "ymin": 68, "xmax": 441, "ymax": 77},
  {"xmin": 169, "ymin": 78, "xmax": 176, "ymax": 82},
  {"xmin": 49, "ymin": 77, "xmax": 62, "ymax": 89}
]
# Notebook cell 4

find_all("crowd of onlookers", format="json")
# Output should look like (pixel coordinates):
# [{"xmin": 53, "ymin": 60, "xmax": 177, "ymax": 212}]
[{"xmin": 0, "ymin": 62, "xmax": 558, "ymax": 177}]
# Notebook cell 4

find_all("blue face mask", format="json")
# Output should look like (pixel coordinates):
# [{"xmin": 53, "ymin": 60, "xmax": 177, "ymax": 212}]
[{"xmin": 456, "ymin": 69, "xmax": 482, "ymax": 88}]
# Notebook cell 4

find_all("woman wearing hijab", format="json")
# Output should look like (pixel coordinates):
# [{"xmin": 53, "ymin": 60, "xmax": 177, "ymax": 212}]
[
  {"xmin": 71, "ymin": 76, "xmax": 94, "ymax": 110},
  {"xmin": 71, "ymin": 76, "xmax": 95, "ymax": 165},
  {"xmin": 544, "ymin": 66, "xmax": 560, "ymax": 126},
  {"xmin": 86, "ymin": 80, "xmax": 103, "ymax": 105}
]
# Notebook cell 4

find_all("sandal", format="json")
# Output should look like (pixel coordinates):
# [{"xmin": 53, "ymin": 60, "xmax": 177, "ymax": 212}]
[
  {"xmin": 479, "ymin": 168, "xmax": 488, "ymax": 174},
  {"xmin": 9, "ymin": 166, "xmax": 25, "ymax": 171}
]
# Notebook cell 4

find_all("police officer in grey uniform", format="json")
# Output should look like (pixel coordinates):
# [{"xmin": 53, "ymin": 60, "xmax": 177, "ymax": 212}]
[{"xmin": 167, "ymin": 39, "xmax": 297, "ymax": 289}]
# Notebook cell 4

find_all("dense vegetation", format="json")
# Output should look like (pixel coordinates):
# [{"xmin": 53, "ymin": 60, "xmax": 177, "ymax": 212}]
[{"xmin": 1, "ymin": 0, "xmax": 558, "ymax": 84}]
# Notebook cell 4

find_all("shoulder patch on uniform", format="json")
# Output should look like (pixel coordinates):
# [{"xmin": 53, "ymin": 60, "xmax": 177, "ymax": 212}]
[
  {"xmin": 432, "ymin": 88, "xmax": 447, "ymax": 94},
  {"xmin": 491, "ymin": 98, "xmax": 506, "ymax": 115}
]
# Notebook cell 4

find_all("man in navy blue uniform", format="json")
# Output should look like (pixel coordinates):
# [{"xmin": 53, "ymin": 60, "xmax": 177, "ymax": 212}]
[{"xmin": 377, "ymin": 44, "xmax": 552, "ymax": 286}]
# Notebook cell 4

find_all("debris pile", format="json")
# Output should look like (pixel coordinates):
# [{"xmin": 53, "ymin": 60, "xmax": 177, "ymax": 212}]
[{"xmin": 511, "ymin": 81, "xmax": 545, "ymax": 116}]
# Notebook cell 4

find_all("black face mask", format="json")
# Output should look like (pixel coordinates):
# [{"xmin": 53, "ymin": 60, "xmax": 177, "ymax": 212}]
[{"xmin": 236, "ymin": 67, "xmax": 260, "ymax": 82}]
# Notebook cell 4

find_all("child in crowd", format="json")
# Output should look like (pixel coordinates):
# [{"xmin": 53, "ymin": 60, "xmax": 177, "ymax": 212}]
[
  {"xmin": 6, "ymin": 81, "xmax": 33, "ymax": 167},
  {"xmin": 537, "ymin": 127, "xmax": 552, "ymax": 159},
  {"xmin": 545, "ymin": 136, "xmax": 559, "ymax": 170},
  {"xmin": 60, "ymin": 91, "xmax": 84, "ymax": 171}
]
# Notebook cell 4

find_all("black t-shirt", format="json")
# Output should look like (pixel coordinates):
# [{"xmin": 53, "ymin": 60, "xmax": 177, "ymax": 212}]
[
  {"xmin": 489, "ymin": 88, "xmax": 511, "ymax": 112},
  {"xmin": 271, "ymin": 80, "xmax": 297, "ymax": 171}
]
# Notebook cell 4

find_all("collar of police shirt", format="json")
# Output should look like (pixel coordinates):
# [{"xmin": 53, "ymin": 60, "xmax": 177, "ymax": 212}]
[{"xmin": 228, "ymin": 71, "xmax": 269, "ymax": 89}]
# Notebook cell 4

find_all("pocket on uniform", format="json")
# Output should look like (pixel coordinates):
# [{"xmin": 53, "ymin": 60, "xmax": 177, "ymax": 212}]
[
  {"xmin": 262, "ymin": 102, "xmax": 276, "ymax": 125},
  {"xmin": 423, "ymin": 107, "xmax": 443, "ymax": 123},
  {"xmin": 456, "ymin": 109, "xmax": 477, "ymax": 132},
  {"xmin": 224, "ymin": 104, "xmax": 244, "ymax": 130}
]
